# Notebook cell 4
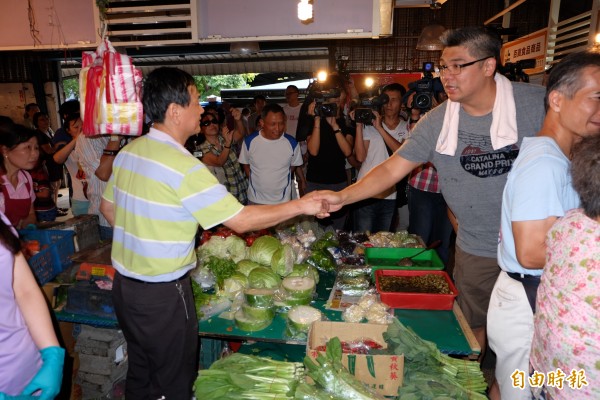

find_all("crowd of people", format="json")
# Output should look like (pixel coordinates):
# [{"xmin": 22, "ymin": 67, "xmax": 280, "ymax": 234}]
[{"xmin": 0, "ymin": 24, "xmax": 598, "ymax": 399}]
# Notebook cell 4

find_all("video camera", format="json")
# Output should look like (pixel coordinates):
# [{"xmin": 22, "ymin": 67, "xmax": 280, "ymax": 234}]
[
  {"xmin": 498, "ymin": 59, "xmax": 536, "ymax": 83},
  {"xmin": 306, "ymin": 81, "xmax": 341, "ymax": 117},
  {"xmin": 407, "ymin": 62, "xmax": 436, "ymax": 111},
  {"xmin": 354, "ymin": 93, "xmax": 390, "ymax": 125}
]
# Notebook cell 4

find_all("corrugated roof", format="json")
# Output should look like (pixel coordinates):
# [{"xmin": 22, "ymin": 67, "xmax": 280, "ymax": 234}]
[{"xmin": 61, "ymin": 48, "xmax": 329, "ymax": 78}]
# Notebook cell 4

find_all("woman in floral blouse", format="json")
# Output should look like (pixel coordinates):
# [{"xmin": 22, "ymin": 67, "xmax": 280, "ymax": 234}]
[{"xmin": 530, "ymin": 135, "xmax": 600, "ymax": 400}]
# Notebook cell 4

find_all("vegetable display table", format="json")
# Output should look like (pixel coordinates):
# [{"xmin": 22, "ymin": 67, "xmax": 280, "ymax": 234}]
[{"xmin": 198, "ymin": 300, "xmax": 479, "ymax": 357}]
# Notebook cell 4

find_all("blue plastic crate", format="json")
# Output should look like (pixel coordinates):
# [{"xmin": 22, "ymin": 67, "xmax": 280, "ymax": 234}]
[{"xmin": 19, "ymin": 229, "xmax": 76, "ymax": 285}]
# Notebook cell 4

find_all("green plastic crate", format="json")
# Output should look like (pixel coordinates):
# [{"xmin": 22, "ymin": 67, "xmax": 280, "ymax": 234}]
[{"xmin": 365, "ymin": 247, "xmax": 444, "ymax": 280}]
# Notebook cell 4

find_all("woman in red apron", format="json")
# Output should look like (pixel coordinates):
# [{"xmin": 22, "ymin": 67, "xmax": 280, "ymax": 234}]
[{"xmin": 0, "ymin": 123, "xmax": 39, "ymax": 229}]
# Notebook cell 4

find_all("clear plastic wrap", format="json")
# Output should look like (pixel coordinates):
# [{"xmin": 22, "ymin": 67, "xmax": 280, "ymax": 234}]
[{"xmin": 342, "ymin": 289, "xmax": 393, "ymax": 324}]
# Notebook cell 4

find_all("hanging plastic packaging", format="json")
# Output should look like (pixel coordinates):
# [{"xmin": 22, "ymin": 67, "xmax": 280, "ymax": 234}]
[{"xmin": 79, "ymin": 39, "xmax": 143, "ymax": 136}]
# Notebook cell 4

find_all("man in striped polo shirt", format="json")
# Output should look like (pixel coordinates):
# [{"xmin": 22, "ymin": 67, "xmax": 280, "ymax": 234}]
[{"xmin": 100, "ymin": 67, "xmax": 327, "ymax": 399}]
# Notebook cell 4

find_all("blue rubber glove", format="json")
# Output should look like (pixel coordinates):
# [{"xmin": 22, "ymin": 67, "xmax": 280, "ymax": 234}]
[
  {"xmin": 21, "ymin": 346, "xmax": 65, "ymax": 399},
  {"xmin": 0, "ymin": 392, "xmax": 34, "ymax": 400}
]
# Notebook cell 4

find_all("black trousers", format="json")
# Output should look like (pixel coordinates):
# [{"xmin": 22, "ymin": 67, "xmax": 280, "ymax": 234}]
[{"xmin": 112, "ymin": 272, "xmax": 198, "ymax": 399}]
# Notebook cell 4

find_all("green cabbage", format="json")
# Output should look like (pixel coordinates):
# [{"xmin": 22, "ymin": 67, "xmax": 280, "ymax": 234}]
[
  {"xmin": 247, "ymin": 267, "xmax": 282, "ymax": 289},
  {"xmin": 221, "ymin": 272, "xmax": 248, "ymax": 300},
  {"xmin": 199, "ymin": 235, "xmax": 247, "ymax": 263},
  {"xmin": 270, "ymin": 244, "xmax": 295, "ymax": 277},
  {"xmin": 248, "ymin": 236, "xmax": 282, "ymax": 266},
  {"xmin": 288, "ymin": 263, "xmax": 320, "ymax": 284},
  {"xmin": 236, "ymin": 259, "xmax": 263, "ymax": 276},
  {"xmin": 224, "ymin": 235, "xmax": 248, "ymax": 262}
]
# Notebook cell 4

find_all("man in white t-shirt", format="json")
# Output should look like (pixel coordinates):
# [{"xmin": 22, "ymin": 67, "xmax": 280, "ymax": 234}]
[
  {"xmin": 239, "ymin": 103, "xmax": 305, "ymax": 204},
  {"xmin": 353, "ymin": 83, "xmax": 408, "ymax": 232},
  {"xmin": 282, "ymin": 85, "xmax": 301, "ymax": 138}
]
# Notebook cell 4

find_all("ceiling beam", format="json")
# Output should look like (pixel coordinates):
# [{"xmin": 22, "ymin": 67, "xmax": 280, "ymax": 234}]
[{"xmin": 484, "ymin": 0, "xmax": 528, "ymax": 25}]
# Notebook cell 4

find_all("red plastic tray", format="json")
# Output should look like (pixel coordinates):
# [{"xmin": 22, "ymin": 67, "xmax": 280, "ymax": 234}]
[{"xmin": 375, "ymin": 269, "xmax": 458, "ymax": 310}]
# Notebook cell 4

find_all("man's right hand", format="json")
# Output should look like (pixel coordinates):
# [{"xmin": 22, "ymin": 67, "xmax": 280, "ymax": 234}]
[{"xmin": 297, "ymin": 193, "xmax": 330, "ymax": 217}]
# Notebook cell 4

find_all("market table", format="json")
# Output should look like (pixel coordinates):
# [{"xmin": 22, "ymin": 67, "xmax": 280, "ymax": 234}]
[{"xmin": 198, "ymin": 272, "xmax": 481, "ymax": 357}]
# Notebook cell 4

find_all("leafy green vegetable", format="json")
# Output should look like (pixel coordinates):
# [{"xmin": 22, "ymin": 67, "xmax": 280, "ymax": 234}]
[
  {"xmin": 194, "ymin": 353, "xmax": 304, "ymax": 400},
  {"xmin": 288, "ymin": 263, "xmax": 320, "ymax": 284},
  {"xmin": 294, "ymin": 382, "xmax": 336, "ymax": 400},
  {"xmin": 248, "ymin": 235, "xmax": 282, "ymax": 266},
  {"xmin": 237, "ymin": 259, "xmax": 263, "ymax": 276},
  {"xmin": 247, "ymin": 267, "xmax": 282, "ymax": 289},
  {"xmin": 221, "ymin": 272, "xmax": 248, "ymax": 300},
  {"xmin": 377, "ymin": 318, "xmax": 488, "ymax": 398},
  {"xmin": 205, "ymin": 255, "xmax": 238, "ymax": 291},
  {"xmin": 271, "ymin": 244, "xmax": 295, "ymax": 277},
  {"xmin": 305, "ymin": 249, "xmax": 336, "ymax": 273},
  {"xmin": 224, "ymin": 235, "xmax": 248, "ymax": 262},
  {"xmin": 191, "ymin": 279, "xmax": 214, "ymax": 319},
  {"xmin": 310, "ymin": 231, "xmax": 339, "ymax": 251},
  {"xmin": 303, "ymin": 337, "xmax": 386, "ymax": 400}
]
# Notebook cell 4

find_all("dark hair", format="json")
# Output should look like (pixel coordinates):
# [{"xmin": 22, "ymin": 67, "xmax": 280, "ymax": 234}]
[
  {"xmin": 0, "ymin": 115, "xmax": 14, "ymax": 130},
  {"xmin": 440, "ymin": 26, "xmax": 502, "ymax": 68},
  {"xmin": 544, "ymin": 49, "xmax": 600, "ymax": 111},
  {"xmin": 25, "ymin": 103, "xmax": 39, "ymax": 112},
  {"xmin": 253, "ymin": 94, "xmax": 266, "ymax": 103},
  {"xmin": 0, "ymin": 124, "xmax": 38, "ymax": 170},
  {"xmin": 142, "ymin": 67, "xmax": 196, "ymax": 124},
  {"xmin": 286, "ymin": 85, "xmax": 299, "ymax": 92},
  {"xmin": 32, "ymin": 112, "xmax": 49, "ymax": 129},
  {"xmin": 571, "ymin": 135, "xmax": 600, "ymax": 219},
  {"xmin": 58, "ymin": 100, "xmax": 80, "ymax": 121},
  {"xmin": 261, "ymin": 103, "xmax": 286, "ymax": 120},
  {"xmin": 381, "ymin": 83, "xmax": 407, "ymax": 97},
  {"xmin": 0, "ymin": 215, "xmax": 20, "ymax": 254},
  {"xmin": 64, "ymin": 113, "xmax": 81, "ymax": 134}
]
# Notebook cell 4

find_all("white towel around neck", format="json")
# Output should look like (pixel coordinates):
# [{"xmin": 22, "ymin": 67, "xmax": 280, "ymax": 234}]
[{"xmin": 435, "ymin": 73, "xmax": 518, "ymax": 156}]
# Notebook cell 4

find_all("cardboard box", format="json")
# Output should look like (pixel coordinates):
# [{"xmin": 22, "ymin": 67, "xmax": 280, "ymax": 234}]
[{"xmin": 307, "ymin": 321, "xmax": 403, "ymax": 397}]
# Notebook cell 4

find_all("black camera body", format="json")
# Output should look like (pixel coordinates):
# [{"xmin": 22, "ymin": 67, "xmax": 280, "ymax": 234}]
[
  {"xmin": 309, "ymin": 86, "xmax": 340, "ymax": 117},
  {"xmin": 408, "ymin": 62, "xmax": 436, "ymax": 111},
  {"xmin": 498, "ymin": 59, "xmax": 536, "ymax": 83},
  {"xmin": 354, "ymin": 93, "xmax": 390, "ymax": 125}
]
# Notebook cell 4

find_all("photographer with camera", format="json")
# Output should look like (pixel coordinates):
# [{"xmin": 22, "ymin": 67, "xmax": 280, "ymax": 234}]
[
  {"xmin": 353, "ymin": 83, "xmax": 408, "ymax": 233},
  {"xmin": 298, "ymin": 73, "xmax": 355, "ymax": 230}
]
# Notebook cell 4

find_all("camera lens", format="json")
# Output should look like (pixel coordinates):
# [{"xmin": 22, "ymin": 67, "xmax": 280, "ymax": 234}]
[{"xmin": 414, "ymin": 93, "xmax": 432, "ymax": 110}]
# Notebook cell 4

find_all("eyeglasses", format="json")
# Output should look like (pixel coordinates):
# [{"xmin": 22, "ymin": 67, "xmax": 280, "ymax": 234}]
[
  {"xmin": 201, "ymin": 119, "xmax": 219, "ymax": 127},
  {"xmin": 438, "ymin": 56, "xmax": 493, "ymax": 76}
]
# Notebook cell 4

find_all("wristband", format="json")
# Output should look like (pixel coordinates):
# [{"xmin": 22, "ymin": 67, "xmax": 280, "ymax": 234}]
[
  {"xmin": 224, "ymin": 145, "xmax": 231, "ymax": 149},
  {"xmin": 332, "ymin": 128, "xmax": 342, "ymax": 134},
  {"xmin": 102, "ymin": 149, "xmax": 119, "ymax": 156}
]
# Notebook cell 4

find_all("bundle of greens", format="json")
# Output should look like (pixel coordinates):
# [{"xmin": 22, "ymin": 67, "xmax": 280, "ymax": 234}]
[
  {"xmin": 302, "ymin": 337, "xmax": 386, "ymax": 400},
  {"xmin": 377, "ymin": 318, "xmax": 488, "ymax": 399},
  {"xmin": 204, "ymin": 255, "xmax": 238, "ymax": 291},
  {"xmin": 194, "ymin": 353, "xmax": 304, "ymax": 399}
]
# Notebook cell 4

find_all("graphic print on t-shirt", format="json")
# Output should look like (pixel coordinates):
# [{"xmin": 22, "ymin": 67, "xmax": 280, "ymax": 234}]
[{"xmin": 459, "ymin": 131, "xmax": 519, "ymax": 178}]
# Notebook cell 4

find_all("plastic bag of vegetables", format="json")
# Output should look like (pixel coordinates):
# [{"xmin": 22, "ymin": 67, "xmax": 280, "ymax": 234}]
[
  {"xmin": 286, "ymin": 305, "xmax": 322, "ymax": 338},
  {"xmin": 303, "ymin": 337, "xmax": 386, "ymax": 400},
  {"xmin": 271, "ymin": 243, "xmax": 296, "ymax": 277}
]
